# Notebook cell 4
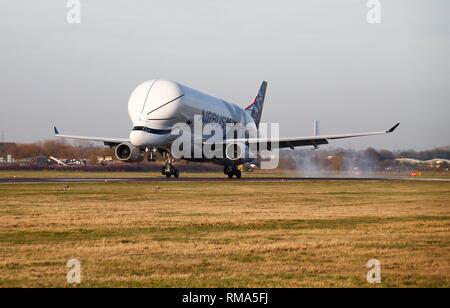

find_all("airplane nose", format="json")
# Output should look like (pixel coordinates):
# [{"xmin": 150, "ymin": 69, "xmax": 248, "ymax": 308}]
[
  {"xmin": 129, "ymin": 131, "xmax": 148, "ymax": 147},
  {"xmin": 129, "ymin": 127, "xmax": 172, "ymax": 148}
]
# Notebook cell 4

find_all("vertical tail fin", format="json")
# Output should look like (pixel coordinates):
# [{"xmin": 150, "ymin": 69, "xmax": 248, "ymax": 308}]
[
  {"xmin": 246, "ymin": 81, "xmax": 267, "ymax": 128},
  {"xmin": 314, "ymin": 120, "xmax": 320, "ymax": 136},
  {"xmin": 313, "ymin": 120, "xmax": 320, "ymax": 149}
]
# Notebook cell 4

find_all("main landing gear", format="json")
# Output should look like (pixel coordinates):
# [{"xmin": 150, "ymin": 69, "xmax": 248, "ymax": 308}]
[
  {"xmin": 224, "ymin": 165, "xmax": 242, "ymax": 179},
  {"xmin": 161, "ymin": 153, "xmax": 179, "ymax": 178}
]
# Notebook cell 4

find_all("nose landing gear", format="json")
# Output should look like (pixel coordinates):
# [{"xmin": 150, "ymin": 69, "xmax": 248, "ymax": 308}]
[{"xmin": 147, "ymin": 148, "xmax": 157, "ymax": 162}]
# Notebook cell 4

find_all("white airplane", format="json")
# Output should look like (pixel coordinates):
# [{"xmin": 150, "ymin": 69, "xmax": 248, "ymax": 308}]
[{"xmin": 54, "ymin": 80, "xmax": 399, "ymax": 178}]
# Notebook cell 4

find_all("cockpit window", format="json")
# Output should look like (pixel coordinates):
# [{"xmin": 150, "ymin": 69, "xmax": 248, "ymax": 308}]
[{"xmin": 132, "ymin": 126, "xmax": 171, "ymax": 135}]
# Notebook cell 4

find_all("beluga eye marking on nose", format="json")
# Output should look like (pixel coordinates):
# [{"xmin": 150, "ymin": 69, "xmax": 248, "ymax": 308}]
[{"xmin": 132, "ymin": 126, "xmax": 172, "ymax": 135}]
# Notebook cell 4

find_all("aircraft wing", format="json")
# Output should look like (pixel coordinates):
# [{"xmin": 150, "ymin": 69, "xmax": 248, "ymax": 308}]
[
  {"xmin": 208, "ymin": 123, "xmax": 400, "ymax": 150},
  {"xmin": 53, "ymin": 127, "xmax": 128, "ymax": 147}
]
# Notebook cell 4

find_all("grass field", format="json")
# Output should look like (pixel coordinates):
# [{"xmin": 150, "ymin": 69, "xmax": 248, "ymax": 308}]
[{"xmin": 0, "ymin": 175, "xmax": 449, "ymax": 287}]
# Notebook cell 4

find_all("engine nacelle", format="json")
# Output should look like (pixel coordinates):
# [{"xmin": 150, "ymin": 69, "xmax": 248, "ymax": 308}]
[
  {"xmin": 225, "ymin": 143, "xmax": 256, "ymax": 161},
  {"xmin": 115, "ymin": 142, "xmax": 144, "ymax": 163}
]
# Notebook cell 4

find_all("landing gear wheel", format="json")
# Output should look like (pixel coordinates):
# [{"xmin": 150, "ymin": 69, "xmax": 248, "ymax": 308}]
[
  {"xmin": 165, "ymin": 168, "xmax": 179, "ymax": 178},
  {"xmin": 225, "ymin": 165, "xmax": 242, "ymax": 179},
  {"xmin": 161, "ymin": 152, "xmax": 180, "ymax": 179}
]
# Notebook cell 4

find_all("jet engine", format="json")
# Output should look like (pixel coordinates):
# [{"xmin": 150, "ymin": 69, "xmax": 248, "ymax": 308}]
[{"xmin": 115, "ymin": 142, "xmax": 144, "ymax": 163}]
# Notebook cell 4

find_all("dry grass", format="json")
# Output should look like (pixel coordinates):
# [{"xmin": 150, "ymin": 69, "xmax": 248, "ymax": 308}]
[{"xmin": 0, "ymin": 178, "xmax": 449, "ymax": 287}]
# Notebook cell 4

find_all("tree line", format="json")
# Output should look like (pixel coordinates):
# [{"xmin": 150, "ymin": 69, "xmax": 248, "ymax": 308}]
[
  {"xmin": 1, "ymin": 140, "xmax": 449, "ymax": 168},
  {"xmin": 0, "ymin": 140, "xmax": 113, "ymax": 163}
]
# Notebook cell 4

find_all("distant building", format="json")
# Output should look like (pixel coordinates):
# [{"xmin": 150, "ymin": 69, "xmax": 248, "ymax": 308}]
[
  {"xmin": 66, "ymin": 159, "xmax": 87, "ymax": 166},
  {"xmin": 396, "ymin": 158, "xmax": 450, "ymax": 169},
  {"xmin": 0, "ymin": 154, "xmax": 16, "ymax": 164},
  {"xmin": 36, "ymin": 156, "xmax": 51, "ymax": 166},
  {"xmin": 6, "ymin": 155, "xmax": 14, "ymax": 164},
  {"xmin": 17, "ymin": 158, "xmax": 33, "ymax": 166},
  {"xmin": 97, "ymin": 156, "xmax": 114, "ymax": 165},
  {"xmin": 396, "ymin": 158, "xmax": 424, "ymax": 165},
  {"xmin": 425, "ymin": 159, "xmax": 450, "ymax": 169}
]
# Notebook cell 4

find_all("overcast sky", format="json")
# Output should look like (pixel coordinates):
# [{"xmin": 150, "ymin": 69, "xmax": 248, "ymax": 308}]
[{"xmin": 0, "ymin": 0, "xmax": 449, "ymax": 150}]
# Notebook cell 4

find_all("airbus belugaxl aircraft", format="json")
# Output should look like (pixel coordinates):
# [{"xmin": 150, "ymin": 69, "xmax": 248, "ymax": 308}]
[{"xmin": 55, "ymin": 80, "xmax": 399, "ymax": 178}]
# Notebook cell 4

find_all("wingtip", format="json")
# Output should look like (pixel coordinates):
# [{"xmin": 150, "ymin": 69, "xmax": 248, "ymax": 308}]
[{"xmin": 387, "ymin": 123, "xmax": 400, "ymax": 133}]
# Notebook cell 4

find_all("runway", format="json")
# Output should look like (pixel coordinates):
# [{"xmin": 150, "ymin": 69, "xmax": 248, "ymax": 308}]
[{"xmin": 1, "ymin": 176, "xmax": 449, "ymax": 184}]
